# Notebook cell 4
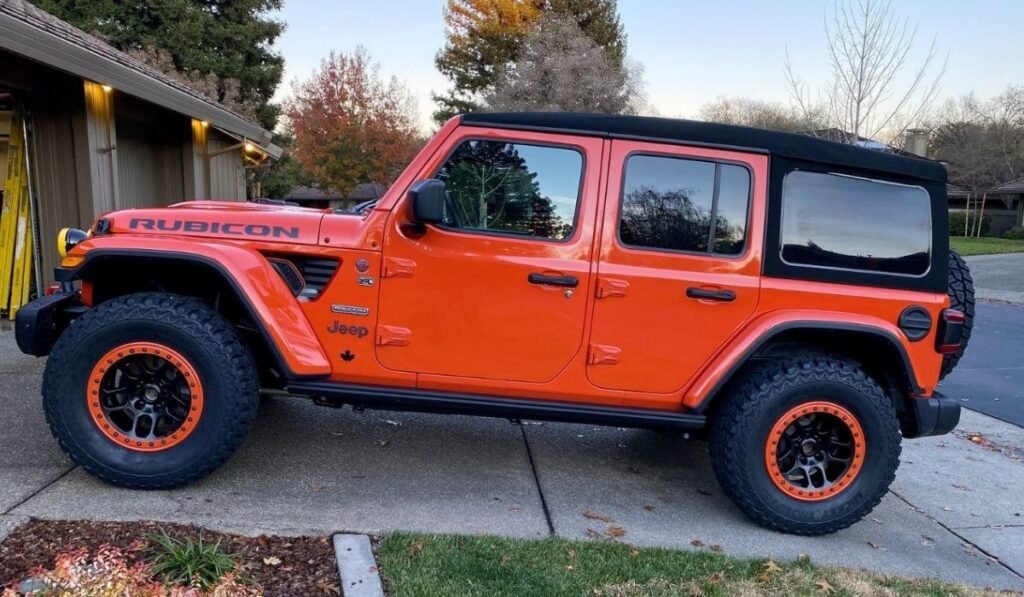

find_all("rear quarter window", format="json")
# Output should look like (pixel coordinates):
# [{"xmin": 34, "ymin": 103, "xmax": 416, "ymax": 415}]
[{"xmin": 781, "ymin": 171, "xmax": 932, "ymax": 276}]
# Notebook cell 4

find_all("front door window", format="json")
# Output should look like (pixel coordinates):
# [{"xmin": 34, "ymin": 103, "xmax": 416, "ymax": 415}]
[{"xmin": 435, "ymin": 140, "xmax": 583, "ymax": 241}]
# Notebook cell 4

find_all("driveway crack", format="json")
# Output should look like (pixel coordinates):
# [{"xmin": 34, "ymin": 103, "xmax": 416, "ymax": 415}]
[
  {"xmin": 3, "ymin": 464, "xmax": 78, "ymax": 516},
  {"xmin": 889, "ymin": 489, "xmax": 1024, "ymax": 581},
  {"xmin": 519, "ymin": 422, "xmax": 554, "ymax": 535}
]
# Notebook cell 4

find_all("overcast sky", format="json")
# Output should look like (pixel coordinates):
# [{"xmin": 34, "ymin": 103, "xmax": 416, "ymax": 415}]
[{"xmin": 271, "ymin": 0, "xmax": 1022, "ymax": 133}]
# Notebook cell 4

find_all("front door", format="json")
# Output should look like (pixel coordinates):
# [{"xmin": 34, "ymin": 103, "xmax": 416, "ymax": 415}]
[
  {"xmin": 587, "ymin": 140, "xmax": 766, "ymax": 399},
  {"xmin": 376, "ymin": 130, "xmax": 603, "ymax": 384}
]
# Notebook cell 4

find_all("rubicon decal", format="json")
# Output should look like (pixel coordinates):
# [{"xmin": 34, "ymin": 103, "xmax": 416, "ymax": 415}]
[
  {"xmin": 331, "ymin": 304, "xmax": 370, "ymax": 317},
  {"xmin": 129, "ymin": 218, "xmax": 300, "ymax": 239}
]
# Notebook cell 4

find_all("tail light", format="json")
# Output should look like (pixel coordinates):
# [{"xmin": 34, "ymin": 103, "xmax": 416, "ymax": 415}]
[
  {"xmin": 43, "ymin": 283, "xmax": 62, "ymax": 296},
  {"xmin": 936, "ymin": 309, "xmax": 965, "ymax": 354}
]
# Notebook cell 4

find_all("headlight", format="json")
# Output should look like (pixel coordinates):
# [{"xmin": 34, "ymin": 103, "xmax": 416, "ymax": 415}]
[{"xmin": 57, "ymin": 227, "xmax": 89, "ymax": 258}]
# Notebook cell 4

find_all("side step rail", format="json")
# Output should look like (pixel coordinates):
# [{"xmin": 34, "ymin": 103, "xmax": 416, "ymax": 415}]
[{"xmin": 286, "ymin": 381, "xmax": 707, "ymax": 430}]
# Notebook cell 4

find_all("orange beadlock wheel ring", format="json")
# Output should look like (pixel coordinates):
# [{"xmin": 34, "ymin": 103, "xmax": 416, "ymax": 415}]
[
  {"xmin": 764, "ymin": 401, "xmax": 866, "ymax": 502},
  {"xmin": 86, "ymin": 342, "xmax": 204, "ymax": 452}
]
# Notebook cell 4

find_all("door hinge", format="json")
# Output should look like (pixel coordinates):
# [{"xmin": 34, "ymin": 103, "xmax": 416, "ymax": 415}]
[
  {"xmin": 596, "ymin": 277, "xmax": 629, "ymax": 299},
  {"xmin": 588, "ymin": 344, "xmax": 621, "ymax": 365},
  {"xmin": 376, "ymin": 325, "xmax": 412, "ymax": 346},
  {"xmin": 382, "ymin": 257, "xmax": 416, "ymax": 278}
]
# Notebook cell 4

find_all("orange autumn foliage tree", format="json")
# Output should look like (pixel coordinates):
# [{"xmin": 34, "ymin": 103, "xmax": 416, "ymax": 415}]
[
  {"xmin": 433, "ymin": 0, "xmax": 543, "ymax": 122},
  {"xmin": 286, "ymin": 48, "xmax": 421, "ymax": 197}
]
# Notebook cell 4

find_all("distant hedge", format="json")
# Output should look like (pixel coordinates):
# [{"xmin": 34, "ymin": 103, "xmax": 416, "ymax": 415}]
[{"xmin": 949, "ymin": 212, "xmax": 991, "ymax": 237}]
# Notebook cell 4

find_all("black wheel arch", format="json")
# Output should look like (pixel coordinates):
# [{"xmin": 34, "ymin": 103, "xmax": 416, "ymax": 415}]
[
  {"xmin": 698, "ymin": 321, "xmax": 925, "ymax": 433},
  {"xmin": 60, "ymin": 249, "xmax": 298, "ymax": 385}
]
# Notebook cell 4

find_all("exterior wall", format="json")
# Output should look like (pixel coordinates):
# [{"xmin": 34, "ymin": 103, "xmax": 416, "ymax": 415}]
[
  {"xmin": 183, "ymin": 119, "xmax": 210, "ymax": 199},
  {"xmin": 948, "ymin": 193, "xmax": 1024, "ymax": 235},
  {"xmin": 207, "ymin": 129, "xmax": 246, "ymax": 200},
  {"xmin": 114, "ymin": 94, "xmax": 187, "ymax": 208},
  {"xmin": 949, "ymin": 208, "xmax": 1018, "ymax": 235},
  {"xmin": 81, "ymin": 80, "xmax": 119, "ymax": 215}
]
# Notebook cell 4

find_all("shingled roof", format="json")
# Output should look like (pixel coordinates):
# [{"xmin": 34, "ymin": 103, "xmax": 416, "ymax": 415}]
[{"xmin": 0, "ymin": 0, "xmax": 280, "ymax": 157}]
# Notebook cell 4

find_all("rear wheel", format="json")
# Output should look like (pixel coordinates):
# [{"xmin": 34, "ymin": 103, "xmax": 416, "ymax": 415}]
[
  {"xmin": 709, "ymin": 354, "xmax": 901, "ymax": 535},
  {"xmin": 43, "ymin": 293, "xmax": 259, "ymax": 489},
  {"xmin": 941, "ymin": 249, "xmax": 975, "ymax": 379}
]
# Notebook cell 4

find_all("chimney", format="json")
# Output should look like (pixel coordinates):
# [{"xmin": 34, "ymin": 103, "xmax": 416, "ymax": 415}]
[{"xmin": 904, "ymin": 128, "xmax": 929, "ymax": 157}]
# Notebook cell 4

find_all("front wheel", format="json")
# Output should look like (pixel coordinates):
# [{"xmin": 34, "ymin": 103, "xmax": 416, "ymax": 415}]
[
  {"xmin": 709, "ymin": 355, "xmax": 901, "ymax": 535},
  {"xmin": 43, "ymin": 293, "xmax": 259, "ymax": 489}
]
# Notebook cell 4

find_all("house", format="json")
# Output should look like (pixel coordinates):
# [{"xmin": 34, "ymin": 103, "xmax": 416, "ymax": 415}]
[
  {"xmin": 947, "ymin": 179, "xmax": 1024, "ymax": 235},
  {"xmin": 0, "ymin": 0, "xmax": 280, "ymax": 308},
  {"xmin": 283, "ymin": 183, "xmax": 386, "ymax": 211}
]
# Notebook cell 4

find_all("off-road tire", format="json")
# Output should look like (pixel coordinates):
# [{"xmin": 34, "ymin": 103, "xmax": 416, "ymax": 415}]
[
  {"xmin": 941, "ymin": 249, "xmax": 975, "ymax": 379},
  {"xmin": 43, "ymin": 293, "xmax": 259, "ymax": 489},
  {"xmin": 709, "ymin": 355, "xmax": 901, "ymax": 535}
]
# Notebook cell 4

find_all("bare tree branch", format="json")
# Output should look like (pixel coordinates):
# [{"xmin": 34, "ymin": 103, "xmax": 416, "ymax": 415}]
[{"xmin": 786, "ymin": 0, "xmax": 946, "ymax": 143}]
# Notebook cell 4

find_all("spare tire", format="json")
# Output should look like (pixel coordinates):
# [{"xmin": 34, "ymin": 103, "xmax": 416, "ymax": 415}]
[{"xmin": 941, "ymin": 249, "xmax": 975, "ymax": 379}]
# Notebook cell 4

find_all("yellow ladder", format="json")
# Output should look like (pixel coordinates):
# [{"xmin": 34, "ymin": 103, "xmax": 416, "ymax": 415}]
[{"xmin": 0, "ymin": 113, "xmax": 33, "ymax": 318}]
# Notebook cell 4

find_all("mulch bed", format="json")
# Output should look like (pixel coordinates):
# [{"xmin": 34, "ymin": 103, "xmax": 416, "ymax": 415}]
[{"xmin": 0, "ymin": 519, "xmax": 340, "ymax": 595}]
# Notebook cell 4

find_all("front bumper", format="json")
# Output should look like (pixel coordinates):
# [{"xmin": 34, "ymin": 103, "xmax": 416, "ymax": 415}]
[
  {"xmin": 904, "ymin": 391, "xmax": 961, "ymax": 437},
  {"xmin": 14, "ymin": 291, "xmax": 85, "ymax": 356}
]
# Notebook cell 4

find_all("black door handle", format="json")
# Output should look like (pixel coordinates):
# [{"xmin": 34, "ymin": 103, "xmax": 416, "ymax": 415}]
[
  {"xmin": 686, "ymin": 287, "xmax": 736, "ymax": 302},
  {"xmin": 528, "ymin": 273, "xmax": 579, "ymax": 288}
]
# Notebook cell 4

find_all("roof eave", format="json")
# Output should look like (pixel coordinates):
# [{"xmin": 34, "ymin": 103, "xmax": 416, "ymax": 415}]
[{"xmin": 0, "ymin": 11, "xmax": 273, "ymax": 147}]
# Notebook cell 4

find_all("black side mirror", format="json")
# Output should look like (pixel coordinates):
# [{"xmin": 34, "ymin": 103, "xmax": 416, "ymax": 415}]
[{"xmin": 408, "ymin": 179, "xmax": 446, "ymax": 224}]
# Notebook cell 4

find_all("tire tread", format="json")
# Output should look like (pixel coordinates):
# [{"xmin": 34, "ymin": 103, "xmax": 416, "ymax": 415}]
[
  {"xmin": 709, "ymin": 354, "xmax": 901, "ymax": 535},
  {"xmin": 43, "ymin": 292, "xmax": 259, "ymax": 489}
]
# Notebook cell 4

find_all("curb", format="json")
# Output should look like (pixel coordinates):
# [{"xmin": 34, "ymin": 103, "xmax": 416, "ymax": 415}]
[{"xmin": 333, "ymin": 534, "xmax": 384, "ymax": 597}]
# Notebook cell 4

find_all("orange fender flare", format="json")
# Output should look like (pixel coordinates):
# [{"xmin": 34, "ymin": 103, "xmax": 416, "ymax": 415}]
[
  {"xmin": 67, "ymin": 236, "xmax": 331, "ymax": 378},
  {"xmin": 683, "ymin": 309, "xmax": 919, "ymax": 410}
]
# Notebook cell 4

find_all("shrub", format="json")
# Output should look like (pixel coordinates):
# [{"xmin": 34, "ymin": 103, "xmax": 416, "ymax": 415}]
[
  {"xmin": 0, "ymin": 544, "xmax": 258, "ymax": 596},
  {"xmin": 147, "ymin": 531, "xmax": 246, "ymax": 591},
  {"xmin": 948, "ymin": 211, "xmax": 991, "ymax": 237},
  {"xmin": 1003, "ymin": 226, "xmax": 1024, "ymax": 240}
]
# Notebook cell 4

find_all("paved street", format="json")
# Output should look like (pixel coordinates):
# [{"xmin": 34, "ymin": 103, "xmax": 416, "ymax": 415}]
[
  {"xmin": 938, "ymin": 254, "xmax": 1024, "ymax": 427},
  {"xmin": 1, "ymin": 328, "xmax": 1023, "ymax": 591},
  {"xmin": 941, "ymin": 302, "xmax": 1024, "ymax": 426},
  {"xmin": 964, "ymin": 253, "xmax": 1024, "ymax": 304}
]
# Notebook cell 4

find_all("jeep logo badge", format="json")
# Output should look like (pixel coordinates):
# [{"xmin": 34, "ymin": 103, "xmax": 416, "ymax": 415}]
[{"xmin": 327, "ymin": 321, "xmax": 369, "ymax": 338}]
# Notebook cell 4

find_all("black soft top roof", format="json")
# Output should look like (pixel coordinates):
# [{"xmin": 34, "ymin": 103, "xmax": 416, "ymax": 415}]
[{"xmin": 461, "ymin": 112, "xmax": 947, "ymax": 183}]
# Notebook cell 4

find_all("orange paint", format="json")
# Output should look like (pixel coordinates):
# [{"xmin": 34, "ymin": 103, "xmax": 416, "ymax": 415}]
[
  {"xmin": 71, "ymin": 235, "xmax": 332, "ymax": 377},
  {"xmin": 61, "ymin": 115, "xmax": 948, "ymax": 415}
]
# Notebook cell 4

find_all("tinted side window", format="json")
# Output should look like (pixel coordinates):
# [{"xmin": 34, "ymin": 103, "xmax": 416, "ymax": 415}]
[
  {"xmin": 781, "ymin": 171, "xmax": 931, "ymax": 276},
  {"xmin": 434, "ymin": 140, "xmax": 583, "ymax": 241},
  {"xmin": 619, "ymin": 155, "xmax": 750, "ymax": 255}
]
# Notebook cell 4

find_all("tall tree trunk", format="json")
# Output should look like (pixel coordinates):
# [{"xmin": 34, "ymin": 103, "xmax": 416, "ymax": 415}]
[
  {"xmin": 964, "ymin": 193, "xmax": 972, "ymax": 237},
  {"xmin": 975, "ymin": 192, "xmax": 988, "ymax": 237}
]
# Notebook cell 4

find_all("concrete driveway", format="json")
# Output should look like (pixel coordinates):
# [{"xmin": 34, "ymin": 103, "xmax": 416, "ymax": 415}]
[{"xmin": 1, "ymin": 331, "xmax": 1023, "ymax": 591}]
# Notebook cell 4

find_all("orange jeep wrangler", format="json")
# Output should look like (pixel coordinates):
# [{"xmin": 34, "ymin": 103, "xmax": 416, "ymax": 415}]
[{"xmin": 16, "ymin": 113, "xmax": 974, "ymax": 535}]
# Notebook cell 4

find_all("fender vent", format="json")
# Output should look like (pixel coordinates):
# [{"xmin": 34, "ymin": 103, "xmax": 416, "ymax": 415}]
[{"xmin": 265, "ymin": 254, "xmax": 339, "ymax": 300}]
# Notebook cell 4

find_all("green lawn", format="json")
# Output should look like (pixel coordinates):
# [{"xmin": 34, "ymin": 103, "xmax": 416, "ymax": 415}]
[
  {"xmin": 375, "ymin": 532, "xmax": 1000, "ymax": 597},
  {"xmin": 950, "ymin": 236, "xmax": 1024, "ymax": 256}
]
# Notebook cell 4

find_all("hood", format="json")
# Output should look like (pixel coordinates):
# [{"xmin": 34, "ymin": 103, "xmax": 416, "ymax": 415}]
[{"xmin": 101, "ymin": 201, "xmax": 327, "ymax": 245}]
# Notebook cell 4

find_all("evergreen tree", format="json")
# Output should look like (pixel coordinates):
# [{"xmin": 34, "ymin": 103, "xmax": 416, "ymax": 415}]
[
  {"xmin": 35, "ymin": 0, "xmax": 285, "ymax": 129},
  {"xmin": 433, "ymin": 0, "xmax": 627, "ymax": 124}
]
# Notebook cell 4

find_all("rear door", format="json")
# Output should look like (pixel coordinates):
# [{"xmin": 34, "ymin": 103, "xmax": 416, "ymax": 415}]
[{"xmin": 586, "ymin": 140, "xmax": 767, "ymax": 398}]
